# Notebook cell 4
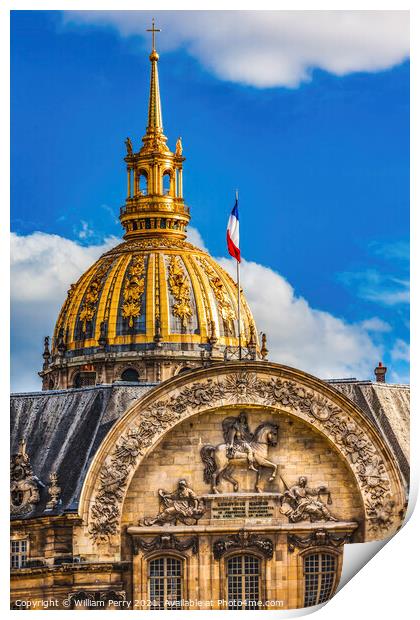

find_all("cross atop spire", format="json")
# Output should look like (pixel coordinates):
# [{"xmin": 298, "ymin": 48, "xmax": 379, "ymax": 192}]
[{"xmin": 147, "ymin": 18, "xmax": 161, "ymax": 52}]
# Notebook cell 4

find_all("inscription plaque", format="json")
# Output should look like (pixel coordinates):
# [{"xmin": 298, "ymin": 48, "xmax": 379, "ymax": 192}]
[{"xmin": 211, "ymin": 497, "xmax": 276, "ymax": 520}]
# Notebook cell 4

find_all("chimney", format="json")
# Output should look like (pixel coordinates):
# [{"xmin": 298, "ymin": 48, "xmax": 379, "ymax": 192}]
[{"xmin": 374, "ymin": 361, "xmax": 387, "ymax": 383}]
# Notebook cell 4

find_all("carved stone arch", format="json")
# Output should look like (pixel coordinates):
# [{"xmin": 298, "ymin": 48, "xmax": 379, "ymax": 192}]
[{"xmin": 79, "ymin": 363, "xmax": 406, "ymax": 557}]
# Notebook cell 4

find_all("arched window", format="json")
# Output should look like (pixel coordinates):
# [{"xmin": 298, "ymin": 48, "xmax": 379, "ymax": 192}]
[
  {"xmin": 139, "ymin": 172, "xmax": 148, "ymax": 196},
  {"xmin": 227, "ymin": 554, "xmax": 261, "ymax": 610},
  {"xmin": 303, "ymin": 552, "xmax": 337, "ymax": 607},
  {"xmin": 177, "ymin": 366, "xmax": 192, "ymax": 375},
  {"xmin": 163, "ymin": 171, "xmax": 171, "ymax": 195},
  {"xmin": 121, "ymin": 368, "xmax": 140, "ymax": 382},
  {"xmin": 149, "ymin": 557, "xmax": 183, "ymax": 610},
  {"xmin": 73, "ymin": 372, "xmax": 96, "ymax": 388}
]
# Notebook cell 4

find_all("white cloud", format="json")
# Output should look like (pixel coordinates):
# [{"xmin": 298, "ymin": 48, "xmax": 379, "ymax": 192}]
[
  {"xmin": 63, "ymin": 10, "xmax": 409, "ymax": 88},
  {"xmin": 338, "ymin": 269, "xmax": 409, "ymax": 306},
  {"xmin": 187, "ymin": 226, "xmax": 208, "ymax": 251},
  {"xmin": 11, "ymin": 231, "xmax": 385, "ymax": 391},
  {"xmin": 391, "ymin": 338, "xmax": 410, "ymax": 362},
  {"xmin": 76, "ymin": 220, "xmax": 95, "ymax": 240},
  {"xmin": 359, "ymin": 317, "xmax": 391, "ymax": 332},
  {"xmin": 10, "ymin": 232, "xmax": 118, "ymax": 392},
  {"xmin": 218, "ymin": 257, "xmax": 382, "ymax": 380}
]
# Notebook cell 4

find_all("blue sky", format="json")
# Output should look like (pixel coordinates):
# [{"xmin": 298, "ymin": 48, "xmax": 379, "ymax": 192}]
[{"xmin": 10, "ymin": 11, "xmax": 409, "ymax": 389}]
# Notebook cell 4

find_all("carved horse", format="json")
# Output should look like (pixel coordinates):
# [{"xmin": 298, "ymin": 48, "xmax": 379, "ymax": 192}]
[{"xmin": 200, "ymin": 422, "xmax": 278, "ymax": 494}]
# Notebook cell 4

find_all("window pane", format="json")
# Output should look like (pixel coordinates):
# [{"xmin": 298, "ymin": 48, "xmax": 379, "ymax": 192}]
[
  {"xmin": 227, "ymin": 555, "xmax": 260, "ymax": 611},
  {"xmin": 10, "ymin": 539, "xmax": 28, "ymax": 569},
  {"xmin": 149, "ymin": 557, "xmax": 182, "ymax": 610},
  {"xmin": 304, "ymin": 553, "xmax": 336, "ymax": 607}
]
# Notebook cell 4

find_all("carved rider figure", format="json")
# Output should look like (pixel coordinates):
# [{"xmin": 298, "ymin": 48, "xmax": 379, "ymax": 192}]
[
  {"xmin": 222, "ymin": 412, "xmax": 258, "ymax": 472},
  {"xmin": 282, "ymin": 476, "xmax": 337, "ymax": 523},
  {"xmin": 143, "ymin": 479, "xmax": 205, "ymax": 526}
]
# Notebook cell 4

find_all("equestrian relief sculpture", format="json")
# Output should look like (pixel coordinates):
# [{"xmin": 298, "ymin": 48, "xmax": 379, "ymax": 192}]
[{"xmin": 200, "ymin": 412, "xmax": 279, "ymax": 493}]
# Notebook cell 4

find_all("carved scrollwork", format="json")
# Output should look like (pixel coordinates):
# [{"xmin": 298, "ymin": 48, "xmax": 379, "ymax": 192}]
[
  {"xmin": 132, "ymin": 533, "xmax": 198, "ymax": 555},
  {"xmin": 287, "ymin": 528, "xmax": 354, "ymax": 552},
  {"xmin": 88, "ymin": 370, "xmax": 397, "ymax": 542},
  {"xmin": 213, "ymin": 529, "xmax": 273, "ymax": 560}
]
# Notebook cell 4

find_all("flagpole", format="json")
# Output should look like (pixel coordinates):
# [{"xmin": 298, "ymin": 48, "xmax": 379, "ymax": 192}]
[{"xmin": 235, "ymin": 189, "xmax": 242, "ymax": 360}]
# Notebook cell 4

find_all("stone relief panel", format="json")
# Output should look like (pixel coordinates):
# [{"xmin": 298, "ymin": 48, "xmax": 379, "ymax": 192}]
[
  {"xmin": 141, "ymin": 479, "xmax": 205, "ymax": 526},
  {"xmin": 121, "ymin": 411, "xmax": 364, "ymax": 544},
  {"xmin": 201, "ymin": 411, "xmax": 279, "ymax": 493},
  {"xmin": 85, "ymin": 368, "xmax": 403, "ymax": 544},
  {"xmin": 280, "ymin": 476, "xmax": 337, "ymax": 523}
]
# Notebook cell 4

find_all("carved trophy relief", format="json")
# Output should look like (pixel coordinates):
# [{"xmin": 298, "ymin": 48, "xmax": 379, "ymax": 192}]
[
  {"xmin": 141, "ymin": 479, "xmax": 205, "ymax": 526},
  {"xmin": 200, "ymin": 411, "xmax": 279, "ymax": 494},
  {"xmin": 10, "ymin": 441, "xmax": 41, "ymax": 516},
  {"xmin": 279, "ymin": 475, "xmax": 338, "ymax": 523}
]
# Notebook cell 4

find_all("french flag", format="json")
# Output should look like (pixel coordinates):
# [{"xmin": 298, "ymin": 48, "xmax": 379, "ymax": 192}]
[{"xmin": 226, "ymin": 198, "xmax": 240, "ymax": 262}]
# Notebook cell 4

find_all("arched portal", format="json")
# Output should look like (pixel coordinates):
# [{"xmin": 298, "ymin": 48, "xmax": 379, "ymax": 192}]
[{"xmin": 78, "ymin": 362, "xmax": 406, "ymax": 561}]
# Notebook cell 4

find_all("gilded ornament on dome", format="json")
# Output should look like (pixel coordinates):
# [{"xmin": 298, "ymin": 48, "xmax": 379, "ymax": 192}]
[
  {"xmin": 79, "ymin": 260, "xmax": 112, "ymax": 333},
  {"xmin": 199, "ymin": 258, "xmax": 236, "ymax": 331},
  {"xmin": 167, "ymin": 256, "xmax": 193, "ymax": 327},
  {"xmin": 121, "ymin": 256, "xmax": 146, "ymax": 328}
]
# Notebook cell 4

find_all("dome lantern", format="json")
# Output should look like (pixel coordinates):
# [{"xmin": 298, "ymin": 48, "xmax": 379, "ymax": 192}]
[
  {"xmin": 39, "ymin": 20, "xmax": 260, "ymax": 391},
  {"xmin": 120, "ymin": 19, "xmax": 189, "ymax": 241}
]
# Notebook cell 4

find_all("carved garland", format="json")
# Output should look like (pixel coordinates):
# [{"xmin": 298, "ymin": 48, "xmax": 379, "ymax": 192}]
[
  {"xmin": 132, "ymin": 534, "xmax": 199, "ymax": 555},
  {"xmin": 213, "ymin": 529, "xmax": 273, "ymax": 560},
  {"xmin": 287, "ymin": 528, "xmax": 354, "ymax": 552},
  {"xmin": 88, "ymin": 371, "xmax": 396, "ymax": 542},
  {"xmin": 121, "ymin": 255, "xmax": 146, "ymax": 328}
]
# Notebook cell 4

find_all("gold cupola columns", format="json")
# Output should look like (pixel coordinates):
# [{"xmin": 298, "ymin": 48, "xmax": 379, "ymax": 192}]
[{"xmin": 120, "ymin": 20, "xmax": 189, "ymax": 241}]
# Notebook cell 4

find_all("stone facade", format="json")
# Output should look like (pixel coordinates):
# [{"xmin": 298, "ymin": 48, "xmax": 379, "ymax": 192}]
[{"xmin": 11, "ymin": 363, "xmax": 408, "ymax": 610}]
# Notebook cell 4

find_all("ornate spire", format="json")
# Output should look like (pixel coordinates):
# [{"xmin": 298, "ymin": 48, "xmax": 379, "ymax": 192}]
[
  {"xmin": 120, "ymin": 19, "xmax": 190, "ymax": 241},
  {"xmin": 146, "ymin": 19, "xmax": 163, "ymax": 135}
]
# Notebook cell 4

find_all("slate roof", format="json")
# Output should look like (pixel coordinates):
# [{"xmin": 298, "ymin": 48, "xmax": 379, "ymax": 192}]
[
  {"xmin": 10, "ymin": 378, "xmax": 409, "ymax": 520},
  {"xmin": 10, "ymin": 383, "xmax": 157, "ymax": 519}
]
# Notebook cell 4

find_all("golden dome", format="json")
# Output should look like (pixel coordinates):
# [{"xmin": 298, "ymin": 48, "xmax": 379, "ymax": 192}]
[
  {"xmin": 51, "ymin": 237, "xmax": 257, "ymax": 360},
  {"xmin": 40, "ymin": 24, "xmax": 261, "ymax": 390}
]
